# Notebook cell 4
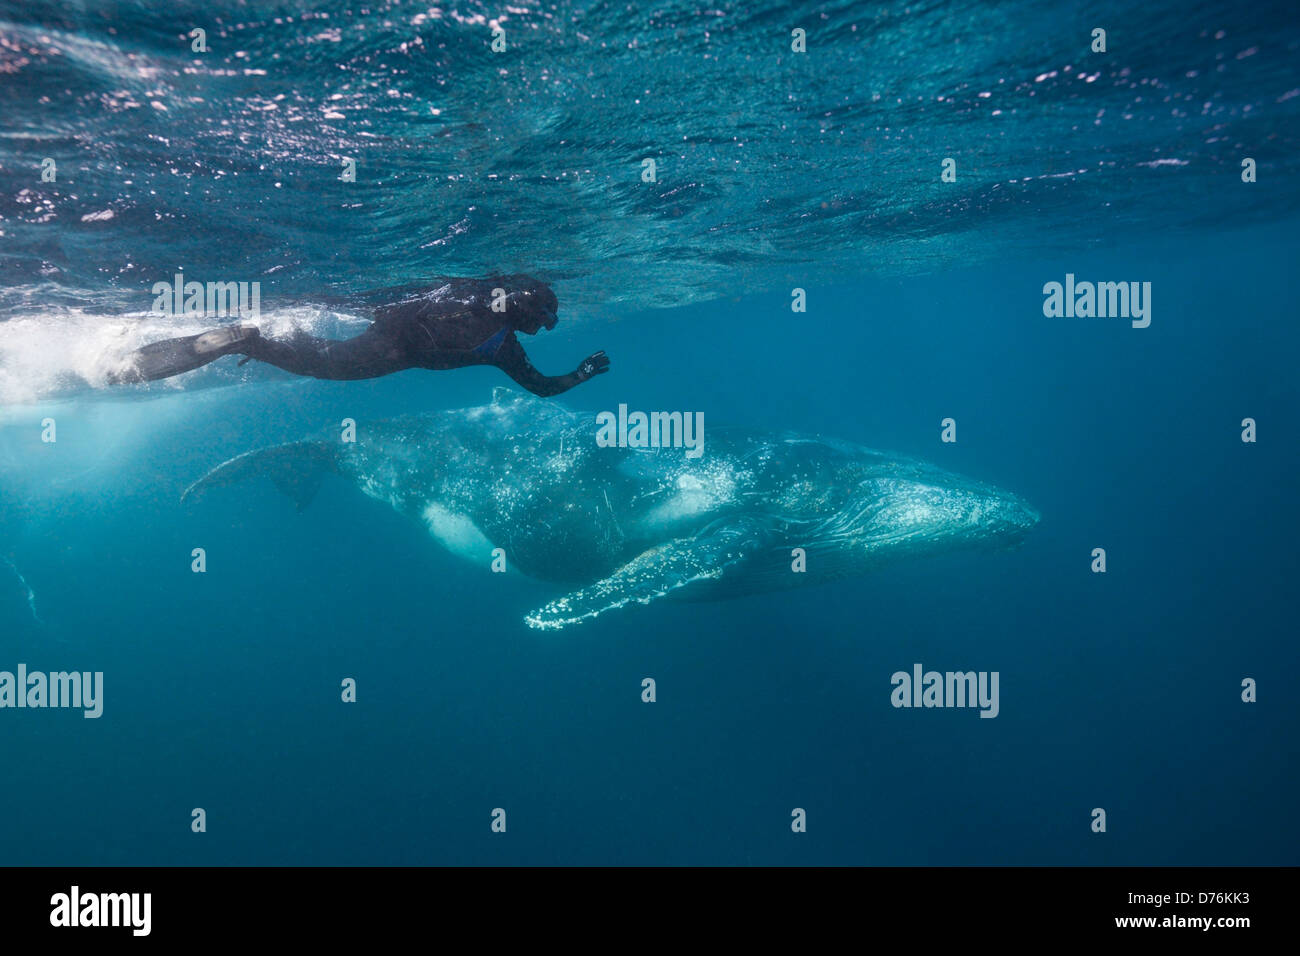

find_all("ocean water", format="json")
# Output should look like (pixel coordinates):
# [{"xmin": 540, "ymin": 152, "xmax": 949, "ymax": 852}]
[{"xmin": 1, "ymin": 0, "xmax": 1297, "ymax": 866}]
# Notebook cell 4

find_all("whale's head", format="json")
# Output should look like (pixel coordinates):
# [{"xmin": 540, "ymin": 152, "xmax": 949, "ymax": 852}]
[
  {"xmin": 754, "ymin": 440, "xmax": 1039, "ymax": 571},
  {"xmin": 836, "ymin": 468, "xmax": 1039, "ymax": 561},
  {"xmin": 786, "ymin": 447, "xmax": 1039, "ymax": 573}
]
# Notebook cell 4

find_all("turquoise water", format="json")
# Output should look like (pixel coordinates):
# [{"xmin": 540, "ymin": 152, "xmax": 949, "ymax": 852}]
[{"xmin": 1, "ymin": 1, "xmax": 1297, "ymax": 864}]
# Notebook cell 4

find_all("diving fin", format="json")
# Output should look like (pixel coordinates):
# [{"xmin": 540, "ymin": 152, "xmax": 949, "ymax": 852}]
[{"xmin": 116, "ymin": 325, "xmax": 260, "ymax": 383}]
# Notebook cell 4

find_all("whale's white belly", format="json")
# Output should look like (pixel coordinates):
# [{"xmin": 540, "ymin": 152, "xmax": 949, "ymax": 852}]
[
  {"xmin": 422, "ymin": 502, "xmax": 495, "ymax": 563},
  {"xmin": 638, "ymin": 471, "xmax": 737, "ymax": 534}
]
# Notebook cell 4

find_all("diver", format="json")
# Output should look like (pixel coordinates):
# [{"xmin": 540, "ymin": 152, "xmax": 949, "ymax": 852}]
[{"xmin": 108, "ymin": 275, "xmax": 609, "ymax": 396}]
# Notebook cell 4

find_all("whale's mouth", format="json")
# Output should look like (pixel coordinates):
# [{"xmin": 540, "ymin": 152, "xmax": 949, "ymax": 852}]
[
  {"xmin": 996, "ymin": 516, "xmax": 1038, "ymax": 550},
  {"xmin": 978, "ymin": 494, "xmax": 1039, "ymax": 548}
]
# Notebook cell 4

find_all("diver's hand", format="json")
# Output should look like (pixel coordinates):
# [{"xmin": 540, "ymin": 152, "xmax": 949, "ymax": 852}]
[{"xmin": 575, "ymin": 351, "xmax": 610, "ymax": 381}]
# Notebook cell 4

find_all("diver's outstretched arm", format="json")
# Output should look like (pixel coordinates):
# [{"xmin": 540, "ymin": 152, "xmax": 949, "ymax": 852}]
[{"xmin": 498, "ymin": 345, "xmax": 609, "ymax": 397}]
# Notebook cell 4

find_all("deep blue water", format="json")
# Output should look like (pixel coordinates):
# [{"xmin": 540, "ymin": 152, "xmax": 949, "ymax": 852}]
[{"xmin": 1, "ymin": 1, "xmax": 1297, "ymax": 865}]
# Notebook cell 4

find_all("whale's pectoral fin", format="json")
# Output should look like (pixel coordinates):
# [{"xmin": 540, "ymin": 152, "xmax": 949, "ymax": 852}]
[
  {"xmin": 182, "ymin": 441, "xmax": 340, "ymax": 512},
  {"xmin": 524, "ymin": 517, "xmax": 768, "ymax": 630}
]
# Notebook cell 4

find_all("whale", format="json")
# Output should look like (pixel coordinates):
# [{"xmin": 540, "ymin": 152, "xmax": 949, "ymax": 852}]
[{"xmin": 182, "ymin": 389, "xmax": 1039, "ymax": 629}]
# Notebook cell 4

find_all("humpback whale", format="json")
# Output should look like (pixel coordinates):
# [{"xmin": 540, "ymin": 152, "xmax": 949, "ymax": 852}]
[{"xmin": 183, "ymin": 389, "xmax": 1039, "ymax": 629}]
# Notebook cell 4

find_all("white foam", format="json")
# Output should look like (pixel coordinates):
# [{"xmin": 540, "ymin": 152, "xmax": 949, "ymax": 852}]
[{"xmin": 0, "ymin": 305, "xmax": 369, "ymax": 406}]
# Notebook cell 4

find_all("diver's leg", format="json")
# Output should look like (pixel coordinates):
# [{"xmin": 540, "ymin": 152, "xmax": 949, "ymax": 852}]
[
  {"xmin": 109, "ymin": 325, "xmax": 261, "ymax": 383},
  {"xmin": 238, "ymin": 324, "xmax": 410, "ymax": 381}
]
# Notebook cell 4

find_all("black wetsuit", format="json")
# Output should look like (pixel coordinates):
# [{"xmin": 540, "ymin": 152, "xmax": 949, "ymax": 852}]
[{"xmin": 112, "ymin": 276, "xmax": 609, "ymax": 396}]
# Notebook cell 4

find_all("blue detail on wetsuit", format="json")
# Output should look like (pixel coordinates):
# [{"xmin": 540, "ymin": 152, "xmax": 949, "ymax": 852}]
[{"xmin": 472, "ymin": 327, "xmax": 508, "ymax": 360}]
